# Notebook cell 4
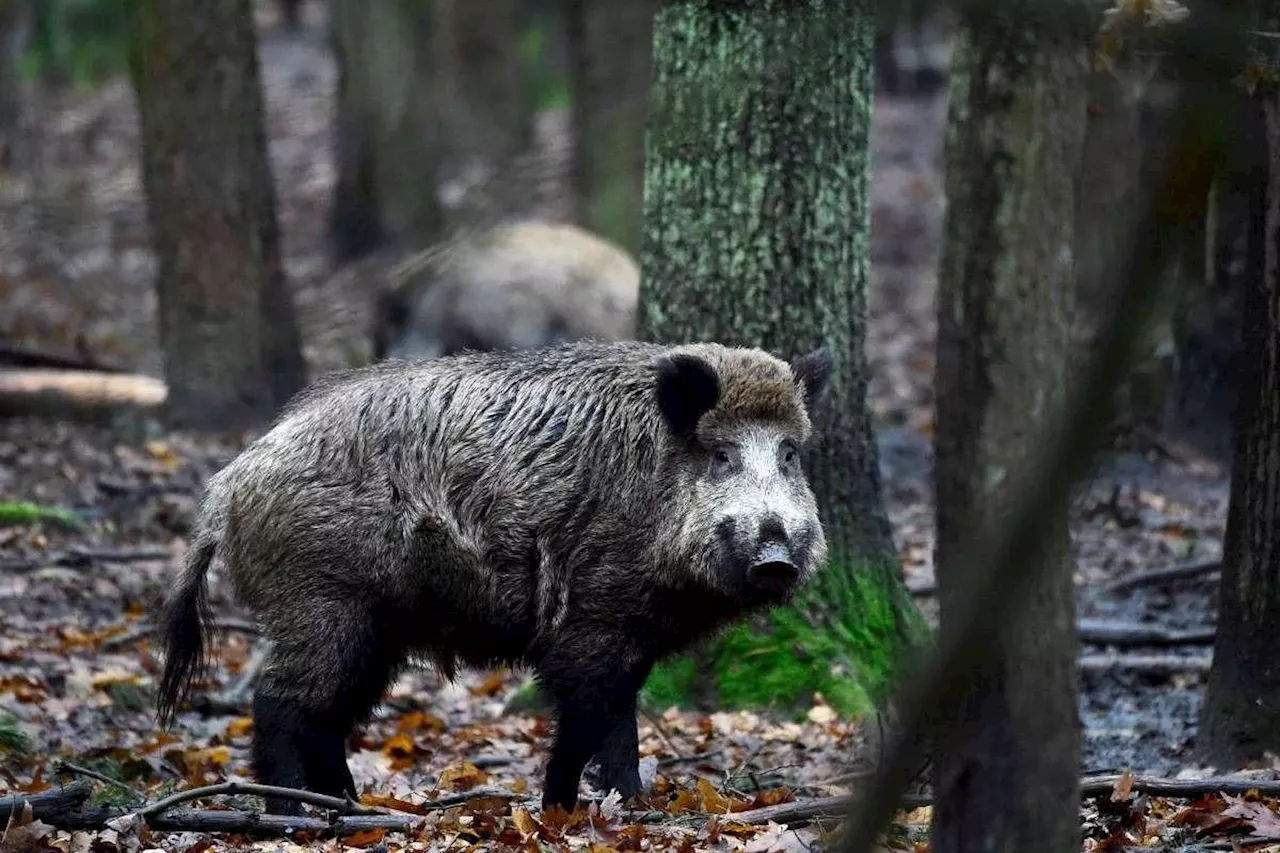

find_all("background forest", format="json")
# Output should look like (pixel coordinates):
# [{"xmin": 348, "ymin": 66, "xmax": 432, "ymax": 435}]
[{"xmin": 0, "ymin": 1, "xmax": 1277, "ymax": 852}]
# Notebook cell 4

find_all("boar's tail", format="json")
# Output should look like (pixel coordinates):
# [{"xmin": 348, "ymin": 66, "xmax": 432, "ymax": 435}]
[{"xmin": 155, "ymin": 510, "xmax": 221, "ymax": 728}]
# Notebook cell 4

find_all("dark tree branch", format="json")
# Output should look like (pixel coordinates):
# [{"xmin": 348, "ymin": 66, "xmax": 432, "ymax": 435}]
[{"xmin": 1103, "ymin": 559, "xmax": 1222, "ymax": 594}]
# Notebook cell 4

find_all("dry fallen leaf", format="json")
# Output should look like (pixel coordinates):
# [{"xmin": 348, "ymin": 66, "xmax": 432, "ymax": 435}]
[
  {"xmin": 1111, "ymin": 770, "xmax": 1135, "ymax": 802},
  {"xmin": 341, "ymin": 828, "xmax": 388, "ymax": 848},
  {"xmin": 806, "ymin": 704, "xmax": 836, "ymax": 725},
  {"xmin": 697, "ymin": 778, "xmax": 732, "ymax": 815},
  {"xmin": 511, "ymin": 807, "xmax": 539, "ymax": 837},
  {"xmin": 224, "ymin": 717, "xmax": 253, "ymax": 738},
  {"xmin": 437, "ymin": 760, "xmax": 488, "ymax": 791}
]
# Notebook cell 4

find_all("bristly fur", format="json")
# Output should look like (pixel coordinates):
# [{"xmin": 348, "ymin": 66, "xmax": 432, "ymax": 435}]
[
  {"xmin": 372, "ymin": 221, "xmax": 640, "ymax": 360},
  {"xmin": 155, "ymin": 338, "xmax": 830, "ymax": 816}
]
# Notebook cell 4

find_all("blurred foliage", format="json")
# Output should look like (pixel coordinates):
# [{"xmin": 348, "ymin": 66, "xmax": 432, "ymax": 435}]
[
  {"xmin": 0, "ymin": 713, "xmax": 30, "ymax": 754},
  {"xmin": 520, "ymin": 22, "xmax": 569, "ymax": 111},
  {"xmin": 0, "ymin": 499, "xmax": 84, "ymax": 530},
  {"xmin": 21, "ymin": 0, "xmax": 131, "ymax": 87}
]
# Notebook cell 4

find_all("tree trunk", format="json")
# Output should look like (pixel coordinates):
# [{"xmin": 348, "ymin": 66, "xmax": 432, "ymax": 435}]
[
  {"xmin": 566, "ymin": 0, "xmax": 655, "ymax": 255},
  {"xmin": 1163, "ymin": 90, "xmax": 1265, "ymax": 461},
  {"xmin": 929, "ymin": 9, "xmax": 1088, "ymax": 853},
  {"xmin": 328, "ymin": 0, "xmax": 536, "ymax": 263},
  {"xmin": 1198, "ymin": 72, "xmax": 1280, "ymax": 766},
  {"xmin": 637, "ymin": 0, "xmax": 925, "ymax": 716},
  {"xmin": 0, "ymin": 0, "xmax": 30, "ymax": 169},
  {"xmin": 127, "ymin": 0, "xmax": 306, "ymax": 431}
]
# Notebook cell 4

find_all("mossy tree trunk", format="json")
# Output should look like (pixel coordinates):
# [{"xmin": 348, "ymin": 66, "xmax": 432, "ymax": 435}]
[
  {"xmin": 1198, "ymin": 23, "xmax": 1280, "ymax": 763},
  {"xmin": 329, "ymin": 0, "xmax": 536, "ymax": 263},
  {"xmin": 566, "ymin": 0, "xmax": 655, "ymax": 254},
  {"xmin": 637, "ymin": 0, "xmax": 924, "ymax": 717},
  {"xmin": 929, "ymin": 7, "xmax": 1089, "ymax": 853},
  {"xmin": 127, "ymin": 0, "xmax": 306, "ymax": 432}
]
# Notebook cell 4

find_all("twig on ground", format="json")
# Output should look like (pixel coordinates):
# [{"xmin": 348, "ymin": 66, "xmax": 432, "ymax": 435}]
[
  {"xmin": 1, "ymin": 546, "xmax": 171, "ymax": 574},
  {"xmin": 61, "ymin": 808, "xmax": 425, "ymax": 836},
  {"xmin": 101, "ymin": 618, "xmax": 261, "ymax": 651},
  {"xmin": 1079, "ymin": 774, "xmax": 1280, "ymax": 798},
  {"xmin": 53, "ymin": 762, "xmax": 144, "ymax": 803},
  {"xmin": 419, "ymin": 787, "xmax": 533, "ymax": 809},
  {"xmin": 136, "ymin": 781, "xmax": 382, "ymax": 818},
  {"xmin": 658, "ymin": 749, "xmax": 725, "ymax": 768},
  {"xmin": 638, "ymin": 706, "xmax": 683, "ymax": 756},
  {"xmin": 1103, "ymin": 559, "xmax": 1222, "ymax": 595},
  {"xmin": 1076, "ymin": 619, "xmax": 1215, "ymax": 647},
  {"xmin": 471, "ymin": 755, "xmax": 519, "ymax": 769},
  {"xmin": 706, "ymin": 793, "xmax": 932, "ymax": 828},
  {"xmin": 918, "ymin": 561, "xmax": 1224, "ymax": 601},
  {"xmin": 1078, "ymin": 653, "xmax": 1212, "ymax": 675}
]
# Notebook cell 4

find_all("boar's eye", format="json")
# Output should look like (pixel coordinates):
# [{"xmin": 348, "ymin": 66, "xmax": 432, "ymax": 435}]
[
  {"xmin": 709, "ymin": 444, "xmax": 738, "ymax": 477},
  {"xmin": 779, "ymin": 442, "xmax": 801, "ymax": 474}
]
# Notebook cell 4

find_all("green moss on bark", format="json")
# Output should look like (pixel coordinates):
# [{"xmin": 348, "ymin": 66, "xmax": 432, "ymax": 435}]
[{"xmin": 641, "ymin": 557, "xmax": 927, "ymax": 717}]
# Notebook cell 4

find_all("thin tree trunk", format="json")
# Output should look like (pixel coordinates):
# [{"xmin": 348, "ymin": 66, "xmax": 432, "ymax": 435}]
[
  {"xmin": 637, "ymin": 0, "xmax": 924, "ymax": 715},
  {"xmin": 328, "ymin": 0, "xmax": 536, "ymax": 263},
  {"xmin": 929, "ymin": 8, "xmax": 1089, "ymax": 852},
  {"xmin": 0, "ymin": 0, "xmax": 29, "ymax": 168},
  {"xmin": 1164, "ymin": 89, "xmax": 1265, "ymax": 461},
  {"xmin": 1198, "ymin": 75, "xmax": 1280, "ymax": 765},
  {"xmin": 127, "ymin": 0, "xmax": 306, "ymax": 431},
  {"xmin": 566, "ymin": 0, "xmax": 655, "ymax": 255}
]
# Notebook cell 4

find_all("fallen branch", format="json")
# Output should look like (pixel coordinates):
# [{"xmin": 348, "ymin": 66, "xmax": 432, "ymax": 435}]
[
  {"xmin": 51, "ymin": 807, "xmax": 426, "ymax": 836},
  {"xmin": 1079, "ymin": 773, "xmax": 1280, "ymax": 798},
  {"xmin": 1076, "ymin": 618, "xmax": 1215, "ymax": 647},
  {"xmin": 0, "ymin": 781, "xmax": 93, "ymax": 821},
  {"xmin": 0, "ymin": 344, "xmax": 126, "ymax": 374},
  {"xmin": 918, "ymin": 559, "xmax": 1225, "ymax": 600},
  {"xmin": 0, "ymin": 368, "xmax": 166, "ymax": 417},
  {"xmin": 1, "ymin": 546, "xmax": 171, "ymax": 574},
  {"xmin": 52, "ymin": 762, "xmax": 143, "ymax": 804},
  {"xmin": 1103, "ymin": 559, "xmax": 1222, "ymax": 594},
  {"xmin": 137, "ymin": 781, "xmax": 382, "ymax": 819},
  {"xmin": 1078, "ymin": 653, "xmax": 1212, "ymax": 675},
  {"xmin": 101, "ymin": 618, "xmax": 261, "ymax": 652}
]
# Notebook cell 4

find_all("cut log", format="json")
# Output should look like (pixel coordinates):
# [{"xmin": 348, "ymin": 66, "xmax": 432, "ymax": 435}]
[{"xmin": 0, "ymin": 369, "xmax": 166, "ymax": 417}]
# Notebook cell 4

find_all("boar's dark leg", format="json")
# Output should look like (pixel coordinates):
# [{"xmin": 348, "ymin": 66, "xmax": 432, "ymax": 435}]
[
  {"xmin": 251, "ymin": 604, "xmax": 407, "ymax": 814},
  {"xmin": 589, "ymin": 695, "xmax": 642, "ymax": 801},
  {"xmin": 537, "ymin": 640, "xmax": 650, "ymax": 812}
]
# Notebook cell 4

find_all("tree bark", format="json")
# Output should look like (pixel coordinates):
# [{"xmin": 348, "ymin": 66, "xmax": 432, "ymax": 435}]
[
  {"xmin": 566, "ymin": 0, "xmax": 655, "ymax": 255},
  {"xmin": 0, "ymin": 0, "xmax": 30, "ymax": 168},
  {"xmin": 1198, "ymin": 60, "xmax": 1280, "ymax": 764},
  {"xmin": 637, "ymin": 0, "xmax": 924, "ymax": 715},
  {"xmin": 127, "ymin": 0, "xmax": 306, "ymax": 431},
  {"xmin": 328, "ymin": 0, "xmax": 536, "ymax": 263},
  {"xmin": 1163, "ymin": 90, "xmax": 1265, "ymax": 461},
  {"xmin": 929, "ymin": 7, "xmax": 1089, "ymax": 853}
]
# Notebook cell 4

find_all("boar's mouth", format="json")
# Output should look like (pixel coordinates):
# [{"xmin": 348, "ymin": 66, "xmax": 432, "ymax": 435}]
[{"xmin": 748, "ymin": 543, "xmax": 801, "ymax": 592}]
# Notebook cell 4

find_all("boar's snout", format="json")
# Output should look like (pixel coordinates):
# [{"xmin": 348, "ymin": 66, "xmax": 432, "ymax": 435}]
[
  {"xmin": 744, "ymin": 516, "xmax": 807, "ymax": 593},
  {"xmin": 750, "ymin": 541, "xmax": 800, "ymax": 590}
]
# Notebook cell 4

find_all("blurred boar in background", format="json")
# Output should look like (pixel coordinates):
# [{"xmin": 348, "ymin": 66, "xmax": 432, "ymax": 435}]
[
  {"xmin": 155, "ymin": 340, "xmax": 833, "ymax": 814},
  {"xmin": 371, "ymin": 221, "xmax": 639, "ymax": 361}
]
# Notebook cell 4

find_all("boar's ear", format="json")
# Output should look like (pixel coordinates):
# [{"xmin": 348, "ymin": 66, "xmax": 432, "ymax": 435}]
[
  {"xmin": 791, "ymin": 346, "xmax": 834, "ymax": 411},
  {"xmin": 655, "ymin": 354, "xmax": 721, "ymax": 439}
]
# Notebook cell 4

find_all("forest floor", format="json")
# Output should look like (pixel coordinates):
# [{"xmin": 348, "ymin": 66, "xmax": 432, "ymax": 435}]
[{"xmin": 0, "ymin": 3, "xmax": 1265, "ymax": 852}]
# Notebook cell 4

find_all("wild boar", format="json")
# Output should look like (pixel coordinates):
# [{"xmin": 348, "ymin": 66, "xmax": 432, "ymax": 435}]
[
  {"xmin": 155, "ymin": 340, "xmax": 832, "ymax": 815},
  {"xmin": 371, "ymin": 221, "xmax": 639, "ymax": 361}
]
